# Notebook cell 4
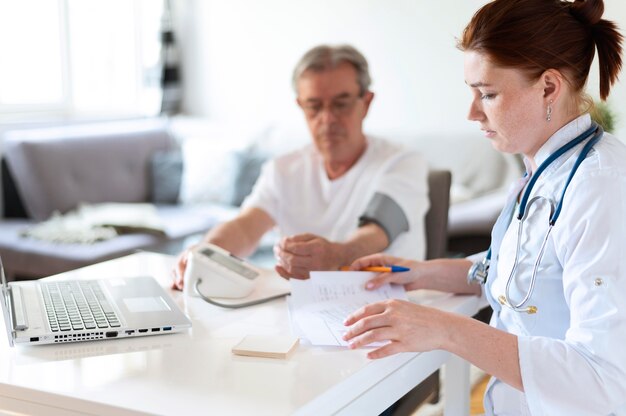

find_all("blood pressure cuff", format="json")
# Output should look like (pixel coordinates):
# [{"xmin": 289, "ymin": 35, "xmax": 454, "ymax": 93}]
[{"xmin": 358, "ymin": 192, "xmax": 409, "ymax": 243}]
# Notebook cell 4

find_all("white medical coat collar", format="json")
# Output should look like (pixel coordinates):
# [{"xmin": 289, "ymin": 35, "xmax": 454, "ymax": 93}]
[{"xmin": 525, "ymin": 114, "xmax": 592, "ymax": 174}]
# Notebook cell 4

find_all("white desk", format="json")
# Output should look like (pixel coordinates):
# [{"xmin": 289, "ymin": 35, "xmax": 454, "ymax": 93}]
[{"xmin": 0, "ymin": 252, "xmax": 480, "ymax": 416}]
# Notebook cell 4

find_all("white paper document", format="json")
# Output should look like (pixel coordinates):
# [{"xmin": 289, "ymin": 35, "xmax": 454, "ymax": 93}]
[{"xmin": 288, "ymin": 271, "xmax": 407, "ymax": 347}]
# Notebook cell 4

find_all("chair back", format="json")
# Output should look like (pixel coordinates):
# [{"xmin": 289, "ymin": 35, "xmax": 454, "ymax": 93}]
[{"xmin": 425, "ymin": 170, "xmax": 452, "ymax": 260}]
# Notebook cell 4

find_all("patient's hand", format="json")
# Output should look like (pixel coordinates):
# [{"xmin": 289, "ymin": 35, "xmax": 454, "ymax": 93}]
[
  {"xmin": 274, "ymin": 233, "xmax": 342, "ymax": 279},
  {"xmin": 171, "ymin": 244, "xmax": 199, "ymax": 290}
]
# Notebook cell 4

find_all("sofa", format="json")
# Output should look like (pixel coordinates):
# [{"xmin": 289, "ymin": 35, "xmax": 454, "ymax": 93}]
[
  {"xmin": 0, "ymin": 117, "xmax": 524, "ymax": 280},
  {"xmin": 0, "ymin": 119, "xmax": 236, "ymax": 280}
]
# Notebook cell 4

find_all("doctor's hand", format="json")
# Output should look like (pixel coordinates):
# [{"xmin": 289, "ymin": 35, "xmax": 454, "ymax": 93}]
[
  {"xmin": 347, "ymin": 253, "xmax": 424, "ymax": 291},
  {"xmin": 274, "ymin": 233, "xmax": 343, "ymax": 280},
  {"xmin": 342, "ymin": 299, "xmax": 453, "ymax": 359}
]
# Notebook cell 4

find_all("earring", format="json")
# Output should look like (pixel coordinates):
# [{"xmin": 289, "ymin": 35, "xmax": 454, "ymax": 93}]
[{"xmin": 546, "ymin": 101, "xmax": 553, "ymax": 122}]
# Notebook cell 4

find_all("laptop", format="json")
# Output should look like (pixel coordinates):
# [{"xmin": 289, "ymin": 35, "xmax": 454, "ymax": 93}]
[{"xmin": 0, "ymin": 257, "xmax": 191, "ymax": 346}]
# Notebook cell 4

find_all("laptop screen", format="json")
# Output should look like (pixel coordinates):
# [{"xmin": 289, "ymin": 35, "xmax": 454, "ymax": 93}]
[{"xmin": 0, "ymin": 257, "xmax": 15, "ymax": 347}]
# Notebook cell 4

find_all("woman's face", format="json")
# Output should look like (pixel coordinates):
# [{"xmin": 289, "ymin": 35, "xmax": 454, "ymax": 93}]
[{"xmin": 464, "ymin": 51, "xmax": 548, "ymax": 157}]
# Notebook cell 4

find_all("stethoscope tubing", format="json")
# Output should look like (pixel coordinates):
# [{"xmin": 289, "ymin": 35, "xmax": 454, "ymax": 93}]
[
  {"xmin": 481, "ymin": 122, "xmax": 604, "ymax": 313},
  {"xmin": 517, "ymin": 123, "xmax": 602, "ymax": 223}
]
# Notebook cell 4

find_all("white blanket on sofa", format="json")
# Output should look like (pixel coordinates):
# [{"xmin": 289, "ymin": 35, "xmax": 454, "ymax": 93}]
[{"xmin": 20, "ymin": 203, "xmax": 166, "ymax": 244}]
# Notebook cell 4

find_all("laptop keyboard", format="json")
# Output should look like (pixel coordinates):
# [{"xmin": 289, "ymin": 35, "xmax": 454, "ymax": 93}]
[{"xmin": 41, "ymin": 281, "xmax": 121, "ymax": 332}]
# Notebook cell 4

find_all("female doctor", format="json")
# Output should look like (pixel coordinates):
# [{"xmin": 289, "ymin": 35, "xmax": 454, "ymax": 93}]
[{"xmin": 343, "ymin": 0, "xmax": 626, "ymax": 414}]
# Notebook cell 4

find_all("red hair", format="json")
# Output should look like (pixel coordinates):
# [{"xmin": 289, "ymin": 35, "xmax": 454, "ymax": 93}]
[{"xmin": 459, "ymin": 0, "xmax": 623, "ymax": 101}]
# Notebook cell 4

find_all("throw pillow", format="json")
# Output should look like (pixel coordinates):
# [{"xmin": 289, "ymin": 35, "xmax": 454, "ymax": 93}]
[
  {"xmin": 150, "ymin": 150, "xmax": 183, "ymax": 204},
  {"xmin": 230, "ymin": 149, "xmax": 267, "ymax": 206}
]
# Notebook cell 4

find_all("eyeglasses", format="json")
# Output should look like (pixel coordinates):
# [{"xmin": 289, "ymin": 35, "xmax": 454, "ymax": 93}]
[{"xmin": 299, "ymin": 94, "xmax": 363, "ymax": 119}]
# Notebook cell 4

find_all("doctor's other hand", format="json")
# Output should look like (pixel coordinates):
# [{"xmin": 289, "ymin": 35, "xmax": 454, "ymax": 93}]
[
  {"xmin": 347, "ymin": 254, "xmax": 422, "ymax": 291},
  {"xmin": 171, "ymin": 244, "xmax": 199, "ymax": 291},
  {"xmin": 274, "ymin": 233, "xmax": 342, "ymax": 280},
  {"xmin": 342, "ymin": 299, "xmax": 452, "ymax": 359}
]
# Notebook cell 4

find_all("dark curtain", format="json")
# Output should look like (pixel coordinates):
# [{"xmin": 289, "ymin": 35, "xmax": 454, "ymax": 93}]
[{"xmin": 160, "ymin": 0, "xmax": 181, "ymax": 115}]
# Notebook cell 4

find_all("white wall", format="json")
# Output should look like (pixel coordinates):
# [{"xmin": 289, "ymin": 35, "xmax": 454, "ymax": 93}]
[{"xmin": 174, "ymin": 0, "xmax": 626, "ymax": 140}]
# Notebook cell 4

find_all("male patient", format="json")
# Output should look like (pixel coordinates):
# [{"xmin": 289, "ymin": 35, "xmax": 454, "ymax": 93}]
[{"xmin": 172, "ymin": 44, "xmax": 428, "ymax": 287}]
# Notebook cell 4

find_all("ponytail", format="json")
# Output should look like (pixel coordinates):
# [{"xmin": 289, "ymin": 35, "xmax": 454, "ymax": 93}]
[
  {"xmin": 570, "ymin": 0, "xmax": 623, "ymax": 100},
  {"xmin": 591, "ymin": 19, "xmax": 623, "ymax": 100}
]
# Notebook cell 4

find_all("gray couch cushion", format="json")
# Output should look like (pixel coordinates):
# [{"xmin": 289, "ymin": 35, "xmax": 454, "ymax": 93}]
[
  {"xmin": 0, "ymin": 203, "xmax": 238, "ymax": 279},
  {"xmin": 3, "ymin": 119, "xmax": 175, "ymax": 221},
  {"xmin": 0, "ymin": 218, "xmax": 161, "ymax": 279}
]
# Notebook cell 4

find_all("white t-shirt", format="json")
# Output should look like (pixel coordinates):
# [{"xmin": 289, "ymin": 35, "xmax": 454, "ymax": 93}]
[
  {"xmin": 483, "ymin": 115, "xmax": 626, "ymax": 415},
  {"xmin": 242, "ymin": 136, "xmax": 429, "ymax": 260}
]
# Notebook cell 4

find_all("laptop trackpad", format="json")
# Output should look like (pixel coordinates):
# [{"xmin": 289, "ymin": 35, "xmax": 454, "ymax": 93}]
[{"xmin": 123, "ymin": 297, "xmax": 171, "ymax": 313}]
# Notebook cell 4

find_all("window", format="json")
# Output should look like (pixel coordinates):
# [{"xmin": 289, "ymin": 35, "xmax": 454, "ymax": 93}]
[
  {"xmin": 0, "ymin": 0, "xmax": 163, "ymax": 120},
  {"xmin": 0, "ymin": 0, "xmax": 66, "ymax": 113}
]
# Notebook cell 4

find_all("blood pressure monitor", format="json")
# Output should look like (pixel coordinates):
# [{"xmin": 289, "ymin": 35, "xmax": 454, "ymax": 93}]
[{"xmin": 184, "ymin": 243, "xmax": 260, "ymax": 298}]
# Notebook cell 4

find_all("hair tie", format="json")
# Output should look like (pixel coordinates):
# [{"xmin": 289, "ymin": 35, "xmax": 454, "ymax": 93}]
[{"xmin": 569, "ymin": 0, "xmax": 604, "ymax": 26}]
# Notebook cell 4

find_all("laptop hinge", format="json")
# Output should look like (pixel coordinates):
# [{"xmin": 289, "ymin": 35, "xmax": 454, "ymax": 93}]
[{"xmin": 9, "ymin": 286, "xmax": 28, "ymax": 330}]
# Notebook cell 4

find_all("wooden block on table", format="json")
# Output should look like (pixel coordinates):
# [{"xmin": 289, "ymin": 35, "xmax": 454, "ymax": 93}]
[{"xmin": 232, "ymin": 335, "xmax": 299, "ymax": 359}]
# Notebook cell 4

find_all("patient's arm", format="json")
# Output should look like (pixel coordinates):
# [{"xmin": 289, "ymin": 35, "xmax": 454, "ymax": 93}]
[
  {"xmin": 274, "ymin": 223, "xmax": 389, "ymax": 279},
  {"xmin": 203, "ymin": 207, "xmax": 276, "ymax": 257},
  {"xmin": 172, "ymin": 207, "xmax": 275, "ymax": 290}
]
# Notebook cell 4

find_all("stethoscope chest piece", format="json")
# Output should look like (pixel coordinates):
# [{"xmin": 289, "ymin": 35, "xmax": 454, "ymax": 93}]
[{"xmin": 467, "ymin": 257, "xmax": 489, "ymax": 285}]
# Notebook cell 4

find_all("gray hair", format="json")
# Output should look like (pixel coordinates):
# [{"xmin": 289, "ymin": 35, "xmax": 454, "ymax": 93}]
[{"xmin": 292, "ymin": 44, "xmax": 372, "ymax": 96}]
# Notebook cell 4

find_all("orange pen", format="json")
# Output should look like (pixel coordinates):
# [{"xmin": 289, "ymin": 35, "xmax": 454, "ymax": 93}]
[{"xmin": 340, "ymin": 265, "xmax": 410, "ymax": 272}]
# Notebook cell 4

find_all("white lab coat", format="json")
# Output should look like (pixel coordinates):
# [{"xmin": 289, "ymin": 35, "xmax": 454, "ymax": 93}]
[{"xmin": 483, "ymin": 114, "xmax": 626, "ymax": 415}]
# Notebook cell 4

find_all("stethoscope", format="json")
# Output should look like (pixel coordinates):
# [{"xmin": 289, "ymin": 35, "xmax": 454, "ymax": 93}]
[{"xmin": 467, "ymin": 122, "xmax": 604, "ymax": 314}]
